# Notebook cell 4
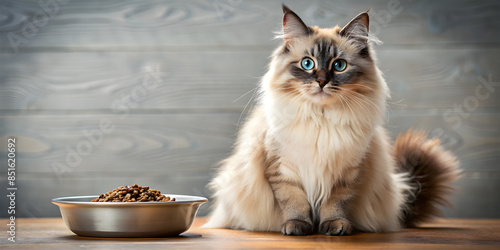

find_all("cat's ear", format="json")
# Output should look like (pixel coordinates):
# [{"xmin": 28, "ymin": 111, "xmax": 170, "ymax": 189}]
[
  {"xmin": 282, "ymin": 4, "xmax": 311, "ymax": 44},
  {"xmin": 340, "ymin": 11, "xmax": 370, "ymax": 43}
]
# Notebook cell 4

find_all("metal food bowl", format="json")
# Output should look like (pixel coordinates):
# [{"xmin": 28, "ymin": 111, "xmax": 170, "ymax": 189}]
[{"xmin": 52, "ymin": 195, "xmax": 207, "ymax": 237}]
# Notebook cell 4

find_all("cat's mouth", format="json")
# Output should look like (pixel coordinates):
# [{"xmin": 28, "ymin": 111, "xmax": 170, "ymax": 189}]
[
  {"xmin": 305, "ymin": 85, "xmax": 342, "ymax": 104},
  {"xmin": 310, "ymin": 88, "xmax": 332, "ymax": 99},
  {"xmin": 312, "ymin": 86, "xmax": 335, "ymax": 96}
]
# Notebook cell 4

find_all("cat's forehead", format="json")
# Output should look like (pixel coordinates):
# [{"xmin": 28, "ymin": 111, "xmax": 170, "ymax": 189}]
[
  {"xmin": 291, "ymin": 26, "xmax": 358, "ymax": 58},
  {"xmin": 308, "ymin": 38, "xmax": 337, "ymax": 59}
]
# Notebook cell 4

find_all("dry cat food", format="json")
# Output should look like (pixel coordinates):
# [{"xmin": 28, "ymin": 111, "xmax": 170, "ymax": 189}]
[{"xmin": 91, "ymin": 184, "xmax": 176, "ymax": 202}]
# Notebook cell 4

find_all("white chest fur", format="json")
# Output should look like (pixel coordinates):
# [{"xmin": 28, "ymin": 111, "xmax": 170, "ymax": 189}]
[{"xmin": 266, "ymin": 101, "xmax": 374, "ymax": 208}]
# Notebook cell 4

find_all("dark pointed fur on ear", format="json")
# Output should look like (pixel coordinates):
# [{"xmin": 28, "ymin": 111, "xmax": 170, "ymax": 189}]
[
  {"xmin": 340, "ymin": 11, "xmax": 370, "ymax": 43},
  {"xmin": 281, "ymin": 4, "xmax": 312, "ymax": 44}
]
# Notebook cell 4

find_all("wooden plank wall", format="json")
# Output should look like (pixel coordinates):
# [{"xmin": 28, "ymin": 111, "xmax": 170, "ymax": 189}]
[{"xmin": 0, "ymin": 0, "xmax": 499, "ymax": 219}]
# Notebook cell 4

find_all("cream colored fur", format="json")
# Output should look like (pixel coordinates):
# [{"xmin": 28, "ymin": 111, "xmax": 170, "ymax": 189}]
[{"xmin": 205, "ymin": 12, "xmax": 414, "ymax": 233}]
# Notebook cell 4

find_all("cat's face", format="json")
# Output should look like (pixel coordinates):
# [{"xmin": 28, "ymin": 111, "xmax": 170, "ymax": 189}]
[{"xmin": 266, "ymin": 5, "xmax": 387, "ymax": 109}]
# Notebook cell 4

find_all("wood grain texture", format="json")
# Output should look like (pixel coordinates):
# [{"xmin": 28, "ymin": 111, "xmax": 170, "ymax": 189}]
[
  {"xmin": 0, "ymin": 113, "xmax": 499, "ymax": 218},
  {"xmin": 0, "ymin": 218, "xmax": 499, "ymax": 249},
  {"xmin": 0, "ymin": 51, "xmax": 266, "ymax": 111},
  {"xmin": 0, "ymin": 113, "xmax": 240, "ymax": 174},
  {"xmin": 0, "ymin": 0, "xmax": 499, "ymax": 220},
  {"xmin": 0, "ymin": 48, "xmax": 498, "ymax": 111},
  {"xmin": 0, "ymin": 113, "xmax": 498, "ymax": 174},
  {"xmin": 0, "ymin": 0, "xmax": 498, "ymax": 51}
]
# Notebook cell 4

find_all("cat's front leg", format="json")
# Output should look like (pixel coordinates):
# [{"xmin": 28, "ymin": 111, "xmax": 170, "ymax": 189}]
[
  {"xmin": 318, "ymin": 184, "xmax": 356, "ymax": 236},
  {"xmin": 266, "ymin": 164, "xmax": 313, "ymax": 236}
]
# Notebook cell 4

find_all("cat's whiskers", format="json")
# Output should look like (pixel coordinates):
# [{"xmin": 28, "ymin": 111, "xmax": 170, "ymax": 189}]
[
  {"xmin": 275, "ymin": 89, "xmax": 304, "ymax": 108},
  {"xmin": 334, "ymin": 92, "xmax": 348, "ymax": 114},
  {"xmin": 348, "ymin": 82, "xmax": 394, "ymax": 123},
  {"xmin": 339, "ymin": 97, "xmax": 348, "ymax": 114},
  {"xmin": 344, "ymin": 94, "xmax": 377, "ymax": 115},
  {"xmin": 345, "ymin": 82, "xmax": 377, "ymax": 91},
  {"xmin": 346, "ymin": 83, "xmax": 386, "ymax": 98},
  {"xmin": 338, "ymin": 86, "xmax": 379, "ymax": 110},
  {"xmin": 335, "ymin": 91, "xmax": 356, "ymax": 116},
  {"xmin": 339, "ymin": 88, "xmax": 382, "ymax": 121},
  {"xmin": 233, "ymin": 87, "xmax": 258, "ymax": 103},
  {"xmin": 335, "ymin": 87, "xmax": 371, "ymax": 107},
  {"xmin": 237, "ymin": 85, "xmax": 259, "ymax": 126},
  {"xmin": 283, "ymin": 92, "xmax": 306, "ymax": 109},
  {"xmin": 341, "ymin": 91, "xmax": 376, "ymax": 115},
  {"xmin": 335, "ymin": 92, "xmax": 366, "ymax": 132},
  {"xmin": 275, "ymin": 82, "xmax": 300, "ymax": 91}
]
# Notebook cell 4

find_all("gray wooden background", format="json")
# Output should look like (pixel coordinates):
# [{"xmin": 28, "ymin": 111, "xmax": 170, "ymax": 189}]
[{"xmin": 0, "ymin": 0, "xmax": 499, "ymax": 219}]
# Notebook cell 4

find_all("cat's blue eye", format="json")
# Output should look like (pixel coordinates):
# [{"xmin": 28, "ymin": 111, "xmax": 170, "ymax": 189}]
[
  {"xmin": 301, "ymin": 57, "xmax": 315, "ymax": 70},
  {"xmin": 333, "ymin": 59, "xmax": 347, "ymax": 72}
]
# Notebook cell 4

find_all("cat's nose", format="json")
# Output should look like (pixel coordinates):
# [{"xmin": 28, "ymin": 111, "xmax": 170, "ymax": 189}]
[
  {"xmin": 317, "ymin": 79, "xmax": 326, "ymax": 88},
  {"xmin": 316, "ymin": 70, "xmax": 327, "ymax": 88}
]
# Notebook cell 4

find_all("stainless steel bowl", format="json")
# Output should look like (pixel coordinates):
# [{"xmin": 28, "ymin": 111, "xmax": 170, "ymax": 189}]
[{"xmin": 52, "ymin": 195, "xmax": 207, "ymax": 237}]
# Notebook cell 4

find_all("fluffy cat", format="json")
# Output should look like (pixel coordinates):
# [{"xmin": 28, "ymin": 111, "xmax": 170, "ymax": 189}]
[{"xmin": 204, "ymin": 5, "xmax": 460, "ymax": 236}]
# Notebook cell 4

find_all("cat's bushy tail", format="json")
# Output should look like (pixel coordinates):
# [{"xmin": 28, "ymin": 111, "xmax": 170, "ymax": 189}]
[{"xmin": 394, "ymin": 130, "xmax": 461, "ymax": 227}]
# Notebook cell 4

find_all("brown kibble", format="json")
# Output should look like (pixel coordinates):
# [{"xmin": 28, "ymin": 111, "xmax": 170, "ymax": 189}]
[{"xmin": 91, "ymin": 184, "xmax": 174, "ymax": 203}]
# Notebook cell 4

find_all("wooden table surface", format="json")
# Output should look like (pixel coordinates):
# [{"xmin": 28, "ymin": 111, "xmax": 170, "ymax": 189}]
[{"xmin": 1, "ymin": 217, "xmax": 499, "ymax": 249}]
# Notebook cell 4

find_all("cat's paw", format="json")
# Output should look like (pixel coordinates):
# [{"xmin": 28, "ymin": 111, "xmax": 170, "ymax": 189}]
[
  {"xmin": 319, "ymin": 218, "xmax": 353, "ymax": 236},
  {"xmin": 281, "ymin": 219, "xmax": 313, "ymax": 236}
]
